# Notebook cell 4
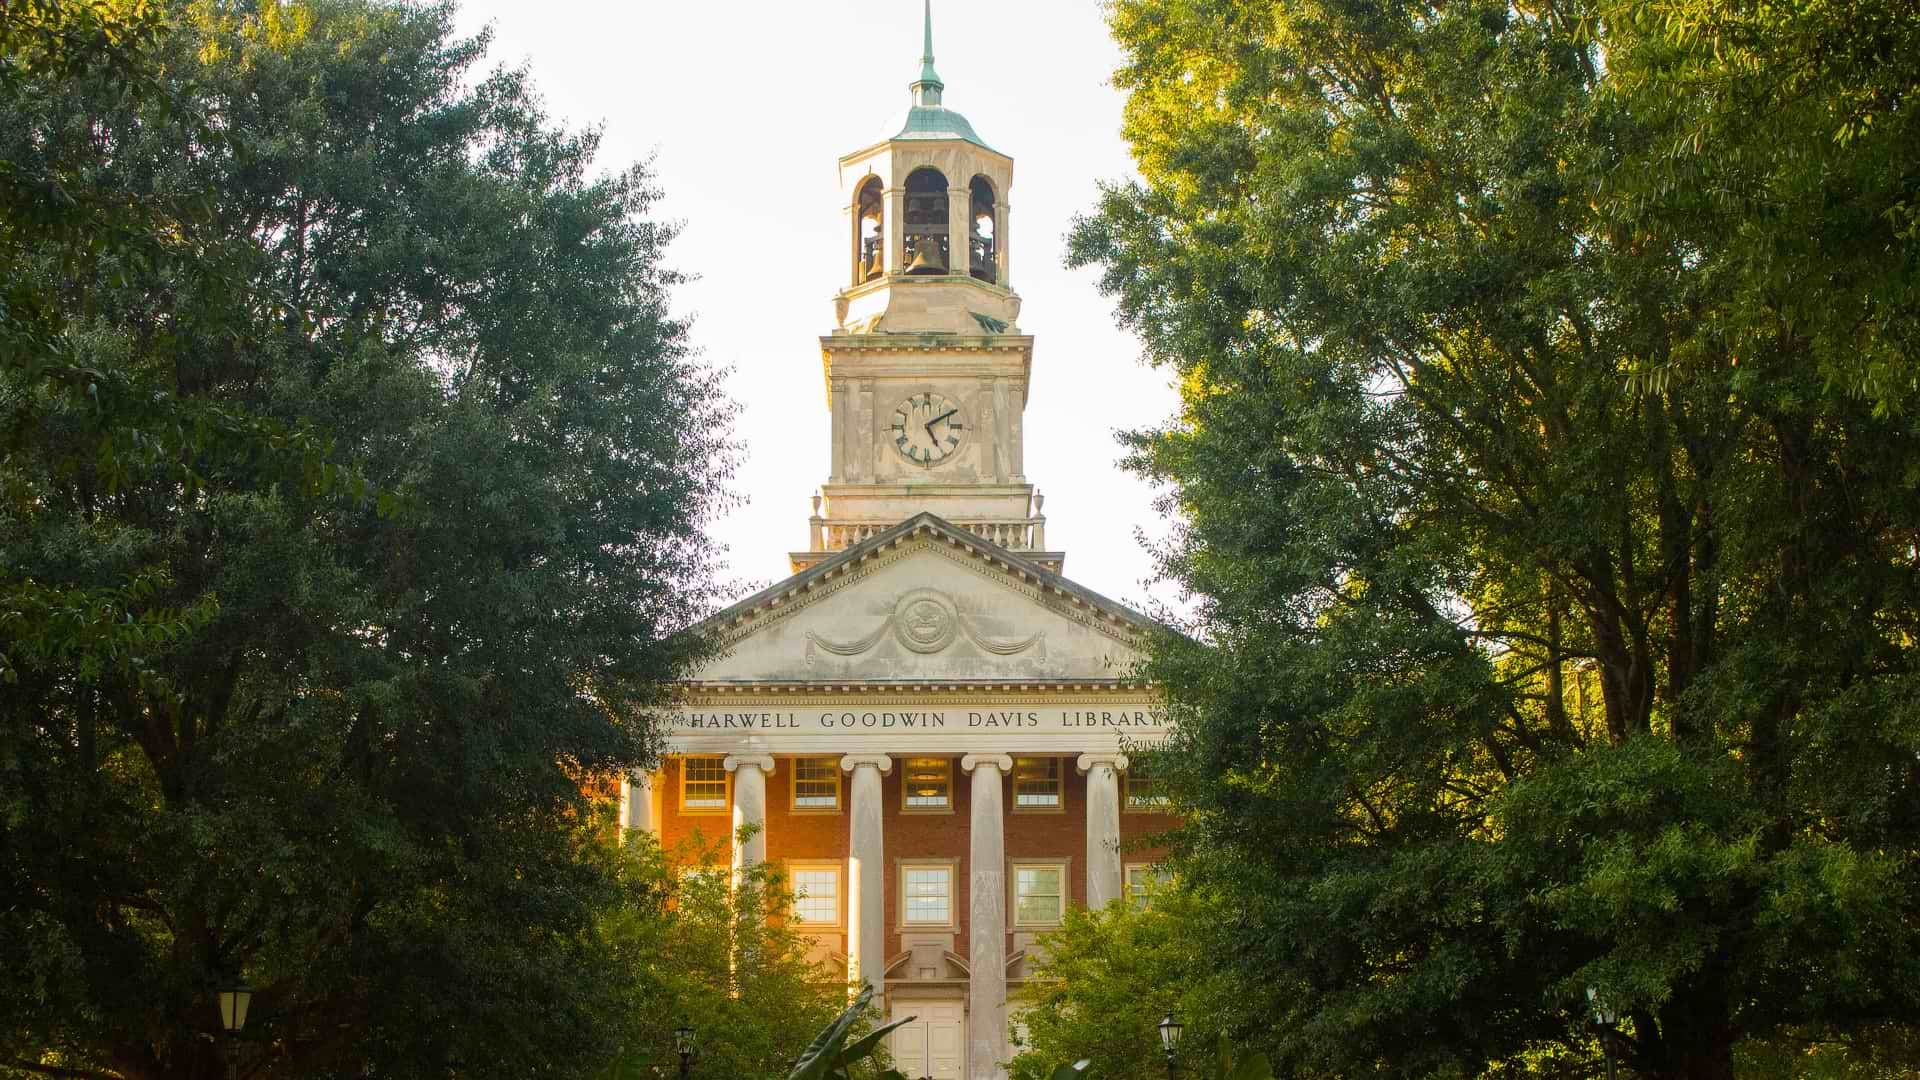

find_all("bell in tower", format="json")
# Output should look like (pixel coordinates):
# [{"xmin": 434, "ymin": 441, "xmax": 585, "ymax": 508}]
[
  {"xmin": 968, "ymin": 176, "xmax": 997, "ymax": 283},
  {"xmin": 903, "ymin": 168, "xmax": 949, "ymax": 274},
  {"xmin": 856, "ymin": 177, "xmax": 884, "ymax": 283}
]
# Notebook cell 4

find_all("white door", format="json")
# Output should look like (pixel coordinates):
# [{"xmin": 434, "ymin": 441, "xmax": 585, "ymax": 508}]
[{"xmin": 890, "ymin": 1000, "xmax": 965, "ymax": 1080}]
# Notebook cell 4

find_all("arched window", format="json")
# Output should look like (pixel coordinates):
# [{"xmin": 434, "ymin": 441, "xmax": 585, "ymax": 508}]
[
  {"xmin": 854, "ymin": 176, "xmax": 884, "ymax": 284},
  {"xmin": 903, "ymin": 167, "xmax": 949, "ymax": 275},
  {"xmin": 969, "ymin": 176, "xmax": 997, "ymax": 283}
]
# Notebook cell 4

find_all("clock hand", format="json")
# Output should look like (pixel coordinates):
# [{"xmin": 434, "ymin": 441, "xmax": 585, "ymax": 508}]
[{"xmin": 924, "ymin": 409, "xmax": 959, "ymax": 445}]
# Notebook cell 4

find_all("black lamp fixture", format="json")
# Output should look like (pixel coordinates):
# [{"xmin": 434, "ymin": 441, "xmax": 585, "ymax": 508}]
[
  {"xmin": 1158, "ymin": 1011, "xmax": 1184, "ymax": 1079},
  {"xmin": 1586, "ymin": 987, "xmax": 1618, "ymax": 1080},
  {"xmin": 218, "ymin": 983, "xmax": 253, "ymax": 1035},
  {"xmin": 672, "ymin": 1021, "xmax": 695, "ymax": 1080}
]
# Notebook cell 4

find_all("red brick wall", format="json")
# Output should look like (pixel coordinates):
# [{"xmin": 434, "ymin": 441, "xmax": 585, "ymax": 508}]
[{"xmin": 654, "ymin": 754, "xmax": 1180, "ymax": 966}]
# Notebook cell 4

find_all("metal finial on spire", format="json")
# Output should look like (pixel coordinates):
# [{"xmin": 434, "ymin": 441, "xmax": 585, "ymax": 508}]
[{"xmin": 915, "ymin": 0, "xmax": 943, "ymax": 92}]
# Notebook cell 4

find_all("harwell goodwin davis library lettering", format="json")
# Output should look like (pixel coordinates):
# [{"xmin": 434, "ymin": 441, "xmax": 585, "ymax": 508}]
[{"xmin": 615, "ymin": 7, "xmax": 1177, "ymax": 1079}]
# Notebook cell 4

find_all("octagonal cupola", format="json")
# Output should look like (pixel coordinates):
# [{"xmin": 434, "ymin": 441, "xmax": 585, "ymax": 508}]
[{"xmin": 833, "ymin": 0, "xmax": 1018, "ymax": 337}]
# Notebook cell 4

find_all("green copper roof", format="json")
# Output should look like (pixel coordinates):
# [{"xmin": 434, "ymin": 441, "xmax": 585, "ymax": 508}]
[
  {"xmin": 894, "ymin": 105, "xmax": 994, "ymax": 150},
  {"xmin": 895, "ymin": 0, "xmax": 996, "ymax": 151}
]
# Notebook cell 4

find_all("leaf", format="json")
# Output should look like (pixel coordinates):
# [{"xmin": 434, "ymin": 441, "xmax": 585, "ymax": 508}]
[
  {"xmin": 834, "ymin": 1015, "xmax": 916, "ymax": 1067},
  {"xmin": 788, "ymin": 983, "xmax": 874, "ymax": 1080}
]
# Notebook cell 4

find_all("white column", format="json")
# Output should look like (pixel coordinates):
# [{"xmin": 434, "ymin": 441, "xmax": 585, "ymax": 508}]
[
  {"xmin": 948, "ymin": 181, "xmax": 972, "ymax": 276},
  {"xmin": 884, "ymin": 187, "xmax": 906, "ymax": 275},
  {"xmin": 621, "ymin": 769, "xmax": 659, "ymax": 840},
  {"xmin": 723, "ymin": 755, "xmax": 775, "ymax": 870},
  {"xmin": 1077, "ymin": 754, "xmax": 1129, "ymax": 910},
  {"xmin": 842, "ymin": 754, "xmax": 893, "ymax": 996},
  {"xmin": 961, "ymin": 753, "xmax": 1012, "ymax": 1080}
]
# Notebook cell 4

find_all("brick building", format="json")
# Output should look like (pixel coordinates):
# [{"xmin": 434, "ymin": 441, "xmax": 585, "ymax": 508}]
[{"xmin": 619, "ymin": 8, "xmax": 1172, "ymax": 1077}]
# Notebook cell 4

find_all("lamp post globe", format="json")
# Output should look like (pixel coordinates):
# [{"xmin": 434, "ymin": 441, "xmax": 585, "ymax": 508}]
[
  {"xmin": 217, "ymin": 983, "xmax": 253, "ymax": 1034},
  {"xmin": 1158, "ymin": 1011, "xmax": 1183, "ymax": 1079},
  {"xmin": 1586, "ymin": 987, "xmax": 1618, "ymax": 1080},
  {"xmin": 672, "ymin": 1021, "xmax": 695, "ymax": 1080}
]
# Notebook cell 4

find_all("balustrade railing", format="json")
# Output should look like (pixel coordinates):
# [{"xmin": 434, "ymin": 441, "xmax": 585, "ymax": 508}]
[{"xmin": 813, "ymin": 517, "xmax": 1047, "ymax": 553}]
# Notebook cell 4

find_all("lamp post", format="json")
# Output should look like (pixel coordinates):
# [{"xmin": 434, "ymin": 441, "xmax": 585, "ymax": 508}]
[
  {"xmin": 217, "ymin": 983, "xmax": 253, "ymax": 1080},
  {"xmin": 672, "ymin": 1021, "xmax": 695, "ymax": 1080},
  {"xmin": 1586, "ymin": 987, "xmax": 1617, "ymax": 1080},
  {"xmin": 1158, "ymin": 1011, "xmax": 1184, "ymax": 1080}
]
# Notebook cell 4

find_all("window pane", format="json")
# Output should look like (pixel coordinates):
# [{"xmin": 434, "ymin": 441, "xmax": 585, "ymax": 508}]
[
  {"xmin": 1013, "ymin": 756, "xmax": 1060, "ymax": 808},
  {"xmin": 1015, "ymin": 865, "xmax": 1063, "ymax": 924},
  {"xmin": 792, "ymin": 869, "xmax": 838, "ymax": 924},
  {"xmin": 1126, "ymin": 766, "xmax": 1166, "ymax": 810},
  {"xmin": 905, "ymin": 757, "xmax": 950, "ymax": 808},
  {"xmin": 1125, "ymin": 864, "xmax": 1163, "ymax": 911},
  {"xmin": 903, "ymin": 866, "xmax": 952, "ymax": 924},
  {"xmin": 684, "ymin": 757, "xmax": 726, "ymax": 809},
  {"xmin": 794, "ymin": 757, "xmax": 840, "ymax": 809}
]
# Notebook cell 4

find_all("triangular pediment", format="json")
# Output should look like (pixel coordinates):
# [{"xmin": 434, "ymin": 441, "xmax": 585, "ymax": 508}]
[{"xmin": 685, "ymin": 514, "xmax": 1156, "ymax": 687}]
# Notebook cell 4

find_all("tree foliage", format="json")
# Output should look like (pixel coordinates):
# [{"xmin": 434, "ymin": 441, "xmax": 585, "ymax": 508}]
[
  {"xmin": 1070, "ymin": 0, "xmax": 1920, "ymax": 1077},
  {"xmin": 1008, "ymin": 888, "xmax": 1246, "ymax": 1080},
  {"xmin": 1, "ymin": 2, "xmax": 733, "ymax": 1078},
  {"xmin": 600, "ymin": 833, "xmax": 853, "ymax": 1080}
]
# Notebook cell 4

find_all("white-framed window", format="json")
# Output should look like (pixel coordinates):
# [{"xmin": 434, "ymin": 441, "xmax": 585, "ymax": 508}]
[
  {"xmin": 680, "ymin": 756, "xmax": 728, "ymax": 813},
  {"xmin": 1124, "ymin": 863, "xmax": 1168, "ymax": 911},
  {"xmin": 791, "ymin": 756, "xmax": 842, "ymax": 812},
  {"xmin": 788, "ymin": 862, "xmax": 842, "ymax": 926},
  {"xmin": 1124, "ymin": 763, "xmax": 1167, "ymax": 811},
  {"xmin": 901, "ymin": 757, "xmax": 953, "ymax": 812},
  {"xmin": 1012, "ymin": 756, "xmax": 1062, "ymax": 811},
  {"xmin": 898, "ymin": 860, "xmax": 959, "ymax": 929},
  {"xmin": 1011, "ymin": 860, "xmax": 1069, "ymax": 927}
]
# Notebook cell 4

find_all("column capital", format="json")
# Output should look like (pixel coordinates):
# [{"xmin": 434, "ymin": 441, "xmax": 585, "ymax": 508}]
[
  {"xmin": 723, "ymin": 754, "xmax": 776, "ymax": 774},
  {"xmin": 1076, "ymin": 753, "xmax": 1130, "ymax": 775},
  {"xmin": 840, "ymin": 753, "xmax": 894, "ymax": 774},
  {"xmin": 960, "ymin": 753, "xmax": 1014, "ymax": 774}
]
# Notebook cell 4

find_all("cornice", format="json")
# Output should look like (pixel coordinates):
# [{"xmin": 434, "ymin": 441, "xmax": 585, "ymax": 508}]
[{"xmin": 677, "ymin": 684, "xmax": 1162, "ymax": 707}]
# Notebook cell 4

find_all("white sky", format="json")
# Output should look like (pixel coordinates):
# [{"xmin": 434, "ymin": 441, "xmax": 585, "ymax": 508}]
[{"xmin": 450, "ymin": 0, "xmax": 1185, "ymax": 615}]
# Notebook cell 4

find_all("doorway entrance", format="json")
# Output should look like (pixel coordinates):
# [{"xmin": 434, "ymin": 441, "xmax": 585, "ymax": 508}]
[{"xmin": 889, "ymin": 999, "xmax": 964, "ymax": 1079}]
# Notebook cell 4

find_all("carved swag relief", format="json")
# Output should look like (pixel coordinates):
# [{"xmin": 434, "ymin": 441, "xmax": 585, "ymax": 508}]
[{"xmin": 805, "ymin": 588, "xmax": 1045, "ymax": 665}]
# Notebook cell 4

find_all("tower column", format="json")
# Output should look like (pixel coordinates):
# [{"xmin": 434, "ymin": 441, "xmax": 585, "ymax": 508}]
[
  {"xmin": 723, "ymin": 754, "xmax": 775, "ymax": 870},
  {"xmin": 842, "ymin": 754, "xmax": 893, "ymax": 996},
  {"xmin": 962, "ymin": 753, "xmax": 1013, "ymax": 1080},
  {"xmin": 884, "ymin": 187, "xmax": 906, "ymax": 275},
  {"xmin": 830, "ymin": 378, "xmax": 848, "ymax": 482},
  {"xmin": 948, "ymin": 179, "xmax": 972, "ymax": 277},
  {"xmin": 1077, "ymin": 754, "xmax": 1129, "ymax": 910},
  {"xmin": 996, "ymin": 200, "xmax": 1011, "ymax": 289}
]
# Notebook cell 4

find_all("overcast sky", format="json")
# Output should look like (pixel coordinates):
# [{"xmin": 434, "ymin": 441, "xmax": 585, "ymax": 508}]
[{"xmin": 449, "ymin": 0, "xmax": 1185, "ymax": 615}]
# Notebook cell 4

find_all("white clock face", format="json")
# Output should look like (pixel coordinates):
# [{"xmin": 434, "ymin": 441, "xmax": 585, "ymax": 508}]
[{"xmin": 891, "ymin": 392, "xmax": 966, "ymax": 465}]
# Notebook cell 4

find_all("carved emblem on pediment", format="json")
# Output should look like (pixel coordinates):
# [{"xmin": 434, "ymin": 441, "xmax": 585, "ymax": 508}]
[{"xmin": 805, "ymin": 588, "xmax": 1045, "ymax": 664}]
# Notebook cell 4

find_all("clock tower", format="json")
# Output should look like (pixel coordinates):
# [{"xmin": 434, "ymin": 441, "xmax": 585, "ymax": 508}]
[{"xmin": 797, "ymin": 0, "xmax": 1055, "ymax": 575}]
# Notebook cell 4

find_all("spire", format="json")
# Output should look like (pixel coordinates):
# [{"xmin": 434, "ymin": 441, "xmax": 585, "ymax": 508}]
[{"xmin": 911, "ymin": 0, "xmax": 944, "ymax": 105}]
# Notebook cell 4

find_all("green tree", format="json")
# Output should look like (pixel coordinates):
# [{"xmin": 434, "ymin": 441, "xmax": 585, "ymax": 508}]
[
  {"xmin": 0, "ymin": 2, "xmax": 733, "ymax": 1078},
  {"xmin": 600, "ymin": 832, "xmax": 853, "ymax": 1080},
  {"xmin": 1068, "ymin": 0, "xmax": 1920, "ymax": 1078},
  {"xmin": 1008, "ymin": 888, "xmax": 1246, "ymax": 1080}
]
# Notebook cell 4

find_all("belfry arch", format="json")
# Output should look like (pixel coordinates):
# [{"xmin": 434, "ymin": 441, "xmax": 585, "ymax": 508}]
[
  {"xmin": 968, "ymin": 175, "xmax": 997, "ymax": 283},
  {"xmin": 854, "ymin": 176, "xmax": 885, "ymax": 284},
  {"xmin": 903, "ymin": 167, "xmax": 950, "ymax": 275}
]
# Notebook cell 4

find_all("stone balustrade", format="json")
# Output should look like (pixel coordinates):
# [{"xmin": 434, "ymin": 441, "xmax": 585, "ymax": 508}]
[{"xmin": 817, "ymin": 517, "xmax": 1046, "ymax": 553}]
